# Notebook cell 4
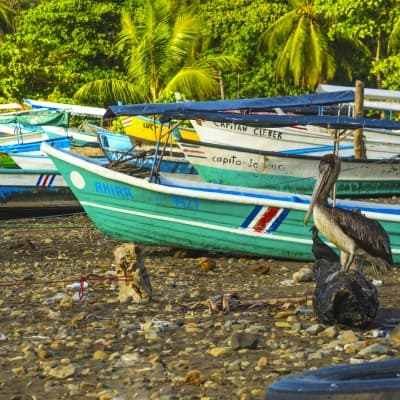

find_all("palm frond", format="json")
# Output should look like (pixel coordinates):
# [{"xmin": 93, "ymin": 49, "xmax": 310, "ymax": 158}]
[
  {"xmin": 388, "ymin": 18, "xmax": 400, "ymax": 53},
  {"xmin": 0, "ymin": 1, "xmax": 15, "ymax": 34},
  {"xmin": 258, "ymin": 10, "xmax": 298, "ymax": 52},
  {"xmin": 74, "ymin": 79, "xmax": 147, "ymax": 106},
  {"xmin": 169, "ymin": 12, "xmax": 201, "ymax": 64},
  {"xmin": 164, "ymin": 68, "xmax": 220, "ymax": 100}
]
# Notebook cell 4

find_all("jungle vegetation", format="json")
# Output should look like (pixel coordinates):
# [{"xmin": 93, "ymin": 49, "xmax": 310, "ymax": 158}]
[{"xmin": 0, "ymin": 0, "xmax": 399, "ymax": 107}]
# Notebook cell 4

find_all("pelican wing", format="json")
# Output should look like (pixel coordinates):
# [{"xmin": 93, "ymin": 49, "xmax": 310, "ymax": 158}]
[{"xmin": 331, "ymin": 207, "xmax": 393, "ymax": 264}]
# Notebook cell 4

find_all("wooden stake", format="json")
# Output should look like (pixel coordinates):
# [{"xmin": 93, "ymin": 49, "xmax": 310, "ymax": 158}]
[{"xmin": 354, "ymin": 80, "xmax": 366, "ymax": 158}]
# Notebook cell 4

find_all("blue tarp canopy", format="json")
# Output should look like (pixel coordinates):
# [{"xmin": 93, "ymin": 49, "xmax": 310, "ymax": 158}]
[
  {"xmin": 160, "ymin": 110, "xmax": 400, "ymax": 130},
  {"xmin": 104, "ymin": 91, "xmax": 354, "ymax": 118}
]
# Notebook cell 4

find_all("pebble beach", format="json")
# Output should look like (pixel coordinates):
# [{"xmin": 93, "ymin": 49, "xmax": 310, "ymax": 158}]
[{"xmin": 1, "ymin": 213, "xmax": 400, "ymax": 400}]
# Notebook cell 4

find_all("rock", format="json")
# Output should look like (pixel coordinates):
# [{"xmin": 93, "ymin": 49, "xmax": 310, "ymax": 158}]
[
  {"xmin": 293, "ymin": 267, "xmax": 314, "ymax": 282},
  {"xmin": 305, "ymin": 324, "xmax": 325, "ymax": 335},
  {"xmin": 389, "ymin": 325, "xmax": 400, "ymax": 343},
  {"xmin": 256, "ymin": 356, "xmax": 268, "ymax": 369},
  {"xmin": 230, "ymin": 333, "xmax": 258, "ymax": 350},
  {"xmin": 198, "ymin": 257, "xmax": 216, "ymax": 271},
  {"xmin": 339, "ymin": 330, "xmax": 359, "ymax": 343},
  {"xmin": 207, "ymin": 347, "xmax": 230, "ymax": 357},
  {"xmin": 92, "ymin": 350, "xmax": 109, "ymax": 361},
  {"xmin": 183, "ymin": 369, "xmax": 205, "ymax": 385},
  {"xmin": 47, "ymin": 364, "xmax": 76, "ymax": 379},
  {"xmin": 358, "ymin": 343, "xmax": 389, "ymax": 356},
  {"xmin": 319, "ymin": 325, "xmax": 339, "ymax": 338}
]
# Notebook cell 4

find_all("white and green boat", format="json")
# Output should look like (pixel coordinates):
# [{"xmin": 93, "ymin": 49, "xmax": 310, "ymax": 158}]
[
  {"xmin": 42, "ymin": 143, "xmax": 400, "ymax": 264},
  {"xmin": 175, "ymin": 138, "xmax": 400, "ymax": 197}
]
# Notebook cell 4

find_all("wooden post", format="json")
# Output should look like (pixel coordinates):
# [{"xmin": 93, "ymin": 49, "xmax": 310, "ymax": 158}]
[{"xmin": 354, "ymin": 80, "xmax": 366, "ymax": 158}]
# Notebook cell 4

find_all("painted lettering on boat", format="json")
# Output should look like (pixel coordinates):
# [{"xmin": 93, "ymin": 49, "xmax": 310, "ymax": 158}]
[
  {"xmin": 147, "ymin": 194, "xmax": 199, "ymax": 209},
  {"xmin": 171, "ymin": 195, "xmax": 199, "ymax": 209},
  {"xmin": 143, "ymin": 122, "xmax": 155, "ymax": 129},
  {"xmin": 94, "ymin": 182, "xmax": 134, "ymax": 199},
  {"xmin": 253, "ymin": 128, "xmax": 282, "ymax": 139},
  {"xmin": 211, "ymin": 122, "xmax": 283, "ymax": 140},
  {"xmin": 266, "ymin": 162, "xmax": 285, "ymax": 171},
  {"xmin": 214, "ymin": 122, "xmax": 248, "ymax": 132},
  {"xmin": 211, "ymin": 154, "xmax": 262, "ymax": 170}
]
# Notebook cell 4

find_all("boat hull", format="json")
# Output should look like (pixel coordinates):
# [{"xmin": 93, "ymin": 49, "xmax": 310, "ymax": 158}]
[
  {"xmin": 42, "ymin": 143, "xmax": 400, "ymax": 264},
  {"xmin": 189, "ymin": 119, "xmax": 400, "ymax": 159},
  {"xmin": 121, "ymin": 115, "xmax": 199, "ymax": 145},
  {"xmin": 0, "ymin": 168, "xmax": 81, "ymax": 218},
  {"xmin": 43, "ymin": 125, "xmax": 99, "ymax": 147}
]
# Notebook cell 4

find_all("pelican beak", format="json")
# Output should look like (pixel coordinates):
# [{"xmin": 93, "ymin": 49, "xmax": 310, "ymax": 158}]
[
  {"xmin": 304, "ymin": 199, "xmax": 315, "ymax": 226},
  {"xmin": 304, "ymin": 165, "xmax": 330, "ymax": 226}
]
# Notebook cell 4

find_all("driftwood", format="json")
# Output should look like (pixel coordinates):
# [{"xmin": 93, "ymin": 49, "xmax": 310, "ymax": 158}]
[
  {"xmin": 312, "ymin": 228, "xmax": 379, "ymax": 328},
  {"xmin": 181, "ymin": 294, "xmax": 309, "ymax": 314},
  {"xmin": 113, "ymin": 243, "xmax": 152, "ymax": 303}
]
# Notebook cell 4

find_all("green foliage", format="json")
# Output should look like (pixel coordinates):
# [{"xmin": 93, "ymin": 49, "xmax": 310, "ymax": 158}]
[
  {"xmin": 75, "ymin": 0, "xmax": 241, "ymax": 105},
  {"xmin": 320, "ymin": 0, "xmax": 397, "ymax": 41},
  {"xmin": 258, "ymin": 0, "xmax": 352, "ymax": 91},
  {"xmin": 0, "ymin": 1, "xmax": 15, "ymax": 35},
  {"xmin": 318, "ymin": 0, "xmax": 399, "ymax": 85},
  {"xmin": 371, "ymin": 55, "xmax": 400, "ymax": 90},
  {"xmin": 0, "ymin": 0, "xmax": 399, "ymax": 104},
  {"xmin": 198, "ymin": 0, "xmax": 289, "ymax": 97},
  {"xmin": 0, "ymin": 0, "xmax": 123, "ymax": 103}
]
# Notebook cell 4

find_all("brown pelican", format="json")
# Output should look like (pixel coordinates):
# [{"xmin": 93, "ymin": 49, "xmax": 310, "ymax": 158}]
[{"xmin": 304, "ymin": 154, "xmax": 393, "ymax": 274}]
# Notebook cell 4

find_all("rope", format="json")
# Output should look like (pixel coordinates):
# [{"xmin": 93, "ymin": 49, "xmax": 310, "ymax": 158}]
[{"xmin": 0, "ymin": 274, "xmax": 133, "ymax": 300}]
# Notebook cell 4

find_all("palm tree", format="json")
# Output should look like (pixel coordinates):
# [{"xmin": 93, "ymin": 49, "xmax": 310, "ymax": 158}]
[
  {"xmin": 258, "ymin": 0, "xmax": 368, "ymax": 91},
  {"xmin": 74, "ymin": 0, "xmax": 239, "ymax": 105}
]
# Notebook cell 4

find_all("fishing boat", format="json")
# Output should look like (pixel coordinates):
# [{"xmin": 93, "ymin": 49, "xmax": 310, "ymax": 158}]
[
  {"xmin": 0, "ymin": 128, "xmax": 49, "ymax": 146},
  {"xmin": 24, "ymin": 99, "xmax": 105, "ymax": 147},
  {"xmin": 105, "ymin": 91, "xmax": 400, "ymax": 159},
  {"xmin": 106, "ymin": 92, "xmax": 354, "ymax": 147},
  {"xmin": 175, "ymin": 138, "xmax": 400, "ymax": 196},
  {"xmin": 105, "ymin": 97, "xmax": 400, "ymax": 196},
  {"xmin": 0, "ymin": 136, "xmax": 71, "ymax": 154},
  {"xmin": 118, "ymin": 114, "xmax": 199, "ymax": 145},
  {"xmin": 0, "ymin": 167, "xmax": 81, "ymax": 219},
  {"xmin": 5, "ymin": 136, "xmax": 73, "ymax": 170},
  {"xmin": 22, "ymin": 98, "xmax": 198, "ymax": 148},
  {"xmin": 41, "ymin": 142, "xmax": 400, "ymax": 264},
  {"xmin": 185, "ymin": 118, "xmax": 400, "ymax": 158},
  {"xmin": 0, "ymin": 108, "xmax": 70, "ymax": 147}
]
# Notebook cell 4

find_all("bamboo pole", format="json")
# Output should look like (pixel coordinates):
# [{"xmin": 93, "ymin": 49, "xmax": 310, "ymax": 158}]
[{"xmin": 354, "ymin": 80, "xmax": 366, "ymax": 158}]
